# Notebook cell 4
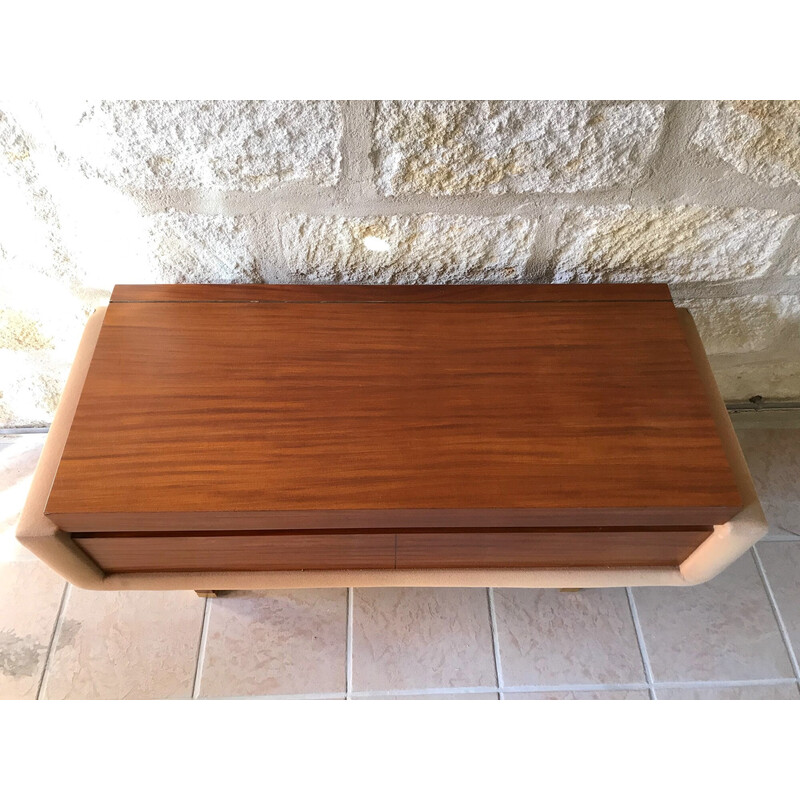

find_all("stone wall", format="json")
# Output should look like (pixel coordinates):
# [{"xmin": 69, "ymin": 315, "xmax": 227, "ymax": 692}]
[{"xmin": 1, "ymin": 100, "xmax": 798, "ymax": 427}]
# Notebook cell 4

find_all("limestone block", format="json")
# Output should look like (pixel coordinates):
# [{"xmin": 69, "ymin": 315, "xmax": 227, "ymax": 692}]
[
  {"xmin": 373, "ymin": 100, "xmax": 665, "ymax": 195},
  {"xmin": 0, "ymin": 109, "xmax": 69, "ymax": 281},
  {"xmin": 710, "ymin": 358, "xmax": 800, "ymax": 402},
  {"xmin": 33, "ymin": 100, "xmax": 343, "ymax": 190},
  {"xmin": 684, "ymin": 296, "xmax": 800, "ymax": 355},
  {"xmin": 147, "ymin": 211, "xmax": 265, "ymax": 283},
  {"xmin": 693, "ymin": 101, "xmax": 800, "ymax": 187},
  {"xmin": 0, "ymin": 350, "xmax": 69, "ymax": 428},
  {"xmin": 553, "ymin": 205, "xmax": 795, "ymax": 283},
  {"xmin": 279, "ymin": 213, "xmax": 537, "ymax": 283}
]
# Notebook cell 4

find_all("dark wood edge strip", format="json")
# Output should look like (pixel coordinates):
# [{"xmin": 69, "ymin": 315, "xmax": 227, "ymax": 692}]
[
  {"xmin": 110, "ymin": 283, "xmax": 673, "ymax": 304},
  {"xmin": 71, "ymin": 525, "xmax": 714, "ymax": 539}
]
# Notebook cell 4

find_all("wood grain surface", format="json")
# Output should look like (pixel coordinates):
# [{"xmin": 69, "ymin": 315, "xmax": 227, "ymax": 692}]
[
  {"xmin": 46, "ymin": 284, "xmax": 742, "ymax": 533},
  {"xmin": 110, "ymin": 283, "xmax": 672, "ymax": 304},
  {"xmin": 73, "ymin": 531, "xmax": 396, "ymax": 573},
  {"xmin": 72, "ymin": 526, "xmax": 713, "ymax": 573},
  {"xmin": 395, "ymin": 527, "xmax": 713, "ymax": 569}
]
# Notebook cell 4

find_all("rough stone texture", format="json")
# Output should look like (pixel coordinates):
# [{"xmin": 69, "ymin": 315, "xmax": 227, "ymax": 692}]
[
  {"xmin": 0, "ymin": 109, "xmax": 70, "ymax": 282},
  {"xmin": 684, "ymin": 295, "xmax": 800, "ymax": 355},
  {"xmin": 0, "ymin": 351, "xmax": 68, "ymax": 427},
  {"xmin": 373, "ymin": 101, "xmax": 666, "ymax": 195},
  {"xmin": 2, "ymin": 99, "xmax": 800, "ymax": 425},
  {"xmin": 709, "ymin": 360, "xmax": 800, "ymax": 402},
  {"xmin": 279, "ymin": 214, "xmax": 537, "ymax": 283},
  {"xmin": 33, "ymin": 100, "xmax": 343, "ymax": 190},
  {"xmin": 553, "ymin": 205, "xmax": 795, "ymax": 283},
  {"xmin": 147, "ymin": 211, "xmax": 265, "ymax": 283},
  {"xmin": 693, "ymin": 101, "xmax": 800, "ymax": 188}
]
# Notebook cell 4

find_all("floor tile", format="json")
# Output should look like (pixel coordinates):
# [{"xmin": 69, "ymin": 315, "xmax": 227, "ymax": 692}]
[
  {"xmin": 633, "ymin": 553, "xmax": 794, "ymax": 682},
  {"xmin": 199, "ymin": 590, "xmax": 347, "ymax": 698},
  {"xmin": 355, "ymin": 692, "xmax": 498, "ymax": 700},
  {"xmin": 756, "ymin": 541, "xmax": 800, "ymax": 659},
  {"xmin": 506, "ymin": 690, "xmax": 650, "ymax": 700},
  {"xmin": 734, "ymin": 427, "xmax": 800, "ymax": 539},
  {"xmin": 657, "ymin": 684, "xmax": 799, "ymax": 700},
  {"xmin": 42, "ymin": 588, "xmax": 205, "ymax": 699},
  {"xmin": 0, "ymin": 434, "xmax": 47, "ymax": 563},
  {"xmin": 0, "ymin": 561, "xmax": 64, "ymax": 699},
  {"xmin": 352, "ymin": 588, "xmax": 496, "ymax": 691},
  {"xmin": 493, "ymin": 588, "xmax": 645, "ymax": 687}
]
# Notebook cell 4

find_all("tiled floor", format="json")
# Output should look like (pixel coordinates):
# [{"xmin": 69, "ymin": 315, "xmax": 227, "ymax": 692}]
[{"xmin": 1, "ymin": 411, "xmax": 799, "ymax": 700}]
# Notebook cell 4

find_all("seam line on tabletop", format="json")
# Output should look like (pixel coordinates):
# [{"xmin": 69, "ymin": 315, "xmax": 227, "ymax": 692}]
[
  {"xmin": 37, "ymin": 582, "xmax": 70, "ymax": 700},
  {"xmin": 192, "ymin": 597, "xmax": 212, "ymax": 699},
  {"xmin": 109, "ymin": 299, "xmax": 673, "ymax": 306},
  {"xmin": 627, "ymin": 587, "xmax": 658, "ymax": 700},
  {"xmin": 752, "ymin": 546, "xmax": 800, "ymax": 681}
]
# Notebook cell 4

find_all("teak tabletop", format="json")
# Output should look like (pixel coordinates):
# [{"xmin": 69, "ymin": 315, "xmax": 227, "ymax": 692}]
[{"xmin": 45, "ymin": 284, "xmax": 742, "ymax": 533}]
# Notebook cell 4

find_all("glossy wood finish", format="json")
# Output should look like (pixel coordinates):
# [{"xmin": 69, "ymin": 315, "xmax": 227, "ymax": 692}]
[
  {"xmin": 74, "ymin": 532, "xmax": 396, "ymax": 573},
  {"xmin": 46, "ymin": 284, "xmax": 742, "ymax": 534},
  {"xmin": 110, "ymin": 283, "xmax": 673, "ymax": 304},
  {"xmin": 72, "ymin": 526, "xmax": 714, "ymax": 574},
  {"xmin": 395, "ymin": 527, "xmax": 713, "ymax": 569}
]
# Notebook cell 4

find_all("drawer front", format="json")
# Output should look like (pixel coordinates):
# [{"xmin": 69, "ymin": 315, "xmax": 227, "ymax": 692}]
[
  {"xmin": 395, "ymin": 528, "xmax": 712, "ymax": 569},
  {"xmin": 74, "ymin": 526, "xmax": 713, "ymax": 574},
  {"xmin": 73, "ymin": 532, "xmax": 396, "ymax": 573}
]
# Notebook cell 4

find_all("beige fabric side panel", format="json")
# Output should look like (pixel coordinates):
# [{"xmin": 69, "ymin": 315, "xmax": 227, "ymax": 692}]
[
  {"xmin": 15, "ymin": 308, "xmax": 108, "ymax": 588},
  {"xmin": 97, "ymin": 567, "xmax": 688, "ymax": 591},
  {"xmin": 676, "ymin": 309, "xmax": 767, "ymax": 584}
]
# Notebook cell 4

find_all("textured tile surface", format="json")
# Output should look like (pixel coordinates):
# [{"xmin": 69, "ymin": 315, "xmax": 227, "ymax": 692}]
[
  {"xmin": 0, "ymin": 561, "xmax": 64, "ymax": 699},
  {"xmin": 657, "ymin": 684, "xmax": 799, "ymax": 700},
  {"xmin": 757, "ymin": 541, "xmax": 800, "ymax": 656},
  {"xmin": 352, "ymin": 588, "xmax": 496, "ymax": 691},
  {"xmin": 0, "ymin": 434, "xmax": 46, "ymax": 562},
  {"xmin": 43, "ymin": 588, "xmax": 205, "ymax": 699},
  {"xmin": 633, "ymin": 554, "xmax": 794, "ymax": 682},
  {"xmin": 735, "ymin": 428, "xmax": 800, "ymax": 538},
  {"xmin": 355, "ymin": 692, "xmax": 498, "ymax": 700},
  {"xmin": 199, "ymin": 590, "xmax": 347, "ymax": 698},
  {"xmin": 493, "ymin": 588, "xmax": 645, "ymax": 687},
  {"xmin": 507, "ymin": 690, "xmax": 650, "ymax": 700}
]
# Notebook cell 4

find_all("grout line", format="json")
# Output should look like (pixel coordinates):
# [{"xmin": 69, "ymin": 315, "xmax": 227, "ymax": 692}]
[
  {"xmin": 191, "ymin": 597, "xmax": 212, "ymax": 699},
  {"xmin": 501, "ymin": 683, "xmax": 650, "ymax": 695},
  {"xmin": 37, "ymin": 582, "xmax": 70, "ymax": 700},
  {"xmin": 351, "ymin": 686, "xmax": 501, "ymax": 699},
  {"xmin": 486, "ymin": 588, "xmax": 505, "ymax": 700},
  {"xmin": 626, "ymin": 587, "xmax": 658, "ymax": 700},
  {"xmin": 345, "ymin": 587, "xmax": 354, "ymax": 700},
  {"xmin": 0, "ymin": 427, "xmax": 50, "ymax": 435},
  {"xmin": 652, "ymin": 677, "xmax": 799, "ymax": 689},
  {"xmin": 188, "ymin": 677, "xmax": 800, "ymax": 701},
  {"xmin": 204, "ymin": 692, "xmax": 348, "ymax": 701},
  {"xmin": 752, "ymin": 547, "xmax": 800, "ymax": 681}
]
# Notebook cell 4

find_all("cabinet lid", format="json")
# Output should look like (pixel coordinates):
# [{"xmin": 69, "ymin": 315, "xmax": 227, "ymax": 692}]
[{"xmin": 45, "ymin": 283, "xmax": 742, "ymax": 532}]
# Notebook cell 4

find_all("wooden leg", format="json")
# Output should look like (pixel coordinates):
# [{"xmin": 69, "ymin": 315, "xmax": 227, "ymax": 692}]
[
  {"xmin": 195, "ymin": 590, "xmax": 218, "ymax": 598},
  {"xmin": 559, "ymin": 588, "xmax": 582, "ymax": 592}
]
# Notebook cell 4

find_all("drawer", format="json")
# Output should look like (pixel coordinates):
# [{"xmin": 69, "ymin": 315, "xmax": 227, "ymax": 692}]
[
  {"xmin": 73, "ymin": 531, "xmax": 396, "ymax": 573},
  {"xmin": 395, "ymin": 527, "xmax": 713, "ymax": 569}
]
